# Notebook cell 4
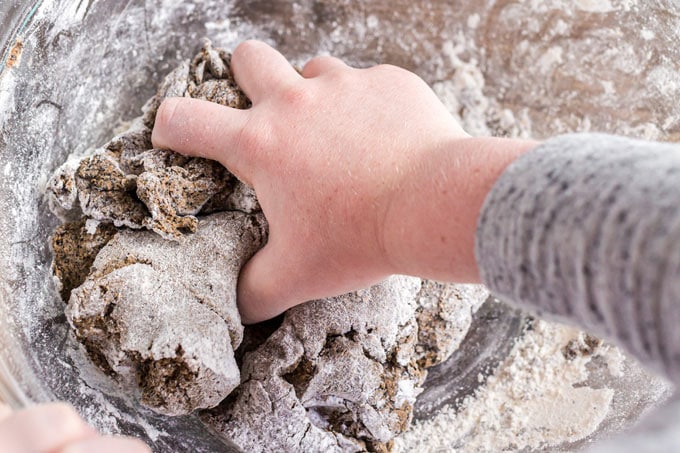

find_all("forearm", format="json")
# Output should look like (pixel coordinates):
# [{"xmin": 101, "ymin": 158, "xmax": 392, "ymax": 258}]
[
  {"xmin": 475, "ymin": 134, "xmax": 680, "ymax": 381},
  {"xmin": 383, "ymin": 136, "xmax": 538, "ymax": 283}
]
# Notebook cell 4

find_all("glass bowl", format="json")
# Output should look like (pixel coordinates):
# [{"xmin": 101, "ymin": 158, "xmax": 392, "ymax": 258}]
[{"xmin": 0, "ymin": 1, "xmax": 677, "ymax": 451}]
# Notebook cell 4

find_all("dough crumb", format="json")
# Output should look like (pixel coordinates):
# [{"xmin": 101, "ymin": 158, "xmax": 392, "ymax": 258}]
[
  {"xmin": 51, "ymin": 218, "xmax": 118, "ymax": 301},
  {"xmin": 46, "ymin": 39, "xmax": 254, "ymax": 241},
  {"xmin": 66, "ymin": 212, "xmax": 267, "ymax": 415}
]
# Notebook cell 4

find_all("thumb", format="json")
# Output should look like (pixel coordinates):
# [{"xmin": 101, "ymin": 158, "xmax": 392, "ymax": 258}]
[
  {"xmin": 151, "ymin": 97, "xmax": 252, "ymax": 184},
  {"xmin": 237, "ymin": 237, "xmax": 309, "ymax": 324}
]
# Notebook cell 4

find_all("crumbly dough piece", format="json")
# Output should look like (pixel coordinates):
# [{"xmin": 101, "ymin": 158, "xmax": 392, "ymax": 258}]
[
  {"xmin": 203, "ymin": 276, "xmax": 418, "ymax": 451},
  {"xmin": 46, "ymin": 40, "xmax": 254, "ymax": 241},
  {"xmin": 51, "ymin": 219, "xmax": 118, "ymax": 301},
  {"xmin": 414, "ymin": 282, "xmax": 489, "ymax": 367},
  {"xmin": 66, "ymin": 212, "xmax": 267, "ymax": 415},
  {"xmin": 201, "ymin": 277, "xmax": 489, "ymax": 452}
]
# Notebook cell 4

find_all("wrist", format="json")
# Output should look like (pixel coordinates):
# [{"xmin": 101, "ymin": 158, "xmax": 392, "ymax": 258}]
[{"xmin": 382, "ymin": 136, "xmax": 538, "ymax": 283}]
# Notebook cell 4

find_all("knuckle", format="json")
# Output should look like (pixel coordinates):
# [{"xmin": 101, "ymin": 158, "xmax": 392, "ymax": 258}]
[
  {"xmin": 311, "ymin": 55, "xmax": 336, "ymax": 67},
  {"xmin": 279, "ymin": 82, "xmax": 312, "ymax": 107},
  {"xmin": 301, "ymin": 59, "xmax": 318, "ymax": 77},
  {"xmin": 370, "ymin": 63, "xmax": 396, "ymax": 73},
  {"xmin": 307, "ymin": 55, "xmax": 326, "ymax": 66},
  {"xmin": 327, "ymin": 67, "xmax": 353, "ymax": 85},
  {"xmin": 303, "ymin": 56, "xmax": 347, "ymax": 78},
  {"xmin": 367, "ymin": 64, "xmax": 424, "ymax": 88},
  {"xmin": 371, "ymin": 63, "xmax": 414, "ymax": 79},
  {"xmin": 373, "ymin": 63, "xmax": 406, "ymax": 78},
  {"xmin": 302, "ymin": 56, "xmax": 326, "ymax": 74},
  {"xmin": 328, "ymin": 55, "xmax": 344, "ymax": 65}
]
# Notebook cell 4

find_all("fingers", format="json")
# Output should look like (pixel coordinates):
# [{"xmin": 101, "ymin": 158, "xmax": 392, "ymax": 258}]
[
  {"xmin": 301, "ymin": 55, "xmax": 348, "ymax": 78},
  {"xmin": 151, "ymin": 97, "xmax": 252, "ymax": 183},
  {"xmin": 238, "ymin": 237, "xmax": 313, "ymax": 324},
  {"xmin": 0, "ymin": 402, "xmax": 96, "ymax": 452},
  {"xmin": 60, "ymin": 436, "xmax": 151, "ymax": 453},
  {"xmin": 0, "ymin": 403, "xmax": 150, "ymax": 453},
  {"xmin": 230, "ymin": 40, "xmax": 302, "ymax": 103},
  {"xmin": 237, "ymin": 242, "xmax": 289, "ymax": 324}
]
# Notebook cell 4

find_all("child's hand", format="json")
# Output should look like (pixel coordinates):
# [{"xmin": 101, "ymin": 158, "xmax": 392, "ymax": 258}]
[
  {"xmin": 0, "ymin": 402, "xmax": 149, "ymax": 453},
  {"xmin": 152, "ymin": 40, "xmax": 468, "ymax": 323},
  {"xmin": 152, "ymin": 40, "xmax": 535, "ymax": 323}
]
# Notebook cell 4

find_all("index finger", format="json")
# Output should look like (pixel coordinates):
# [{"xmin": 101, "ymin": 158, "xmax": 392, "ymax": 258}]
[
  {"xmin": 151, "ymin": 97, "xmax": 253, "ymax": 184},
  {"xmin": 230, "ymin": 40, "xmax": 302, "ymax": 104}
]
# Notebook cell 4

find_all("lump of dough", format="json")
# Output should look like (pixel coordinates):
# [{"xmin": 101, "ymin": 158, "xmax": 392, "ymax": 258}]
[
  {"xmin": 201, "ymin": 278, "xmax": 490, "ymax": 452},
  {"xmin": 66, "ymin": 212, "xmax": 267, "ymax": 415},
  {"xmin": 414, "ymin": 281, "xmax": 489, "ymax": 367},
  {"xmin": 46, "ymin": 40, "xmax": 254, "ymax": 241},
  {"xmin": 51, "ymin": 218, "xmax": 118, "ymax": 301},
  {"xmin": 201, "ymin": 276, "xmax": 426, "ymax": 452}
]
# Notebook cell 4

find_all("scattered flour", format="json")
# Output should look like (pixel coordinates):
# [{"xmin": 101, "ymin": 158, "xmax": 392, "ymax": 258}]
[
  {"xmin": 575, "ymin": 0, "xmax": 616, "ymax": 13},
  {"xmin": 394, "ymin": 321, "xmax": 617, "ymax": 452}
]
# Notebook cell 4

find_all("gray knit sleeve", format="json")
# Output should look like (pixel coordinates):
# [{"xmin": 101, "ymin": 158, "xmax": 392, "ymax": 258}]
[{"xmin": 475, "ymin": 133, "xmax": 680, "ymax": 381}]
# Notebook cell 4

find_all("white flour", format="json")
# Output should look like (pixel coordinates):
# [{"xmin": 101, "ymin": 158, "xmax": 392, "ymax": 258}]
[{"xmin": 396, "ymin": 321, "xmax": 619, "ymax": 452}]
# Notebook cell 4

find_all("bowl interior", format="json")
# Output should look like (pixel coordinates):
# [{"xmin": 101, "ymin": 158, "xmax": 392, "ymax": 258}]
[{"xmin": 0, "ymin": 1, "xmax": 678, "ymax": 451}]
